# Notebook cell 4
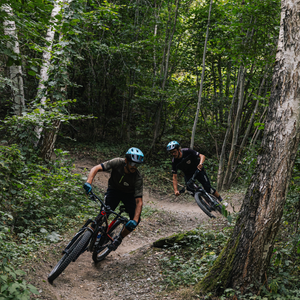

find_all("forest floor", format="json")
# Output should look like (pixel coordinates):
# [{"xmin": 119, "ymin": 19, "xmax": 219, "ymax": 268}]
[{"xmin": 27, "ymin": 156, "xmax": 244, "ymax": 300}]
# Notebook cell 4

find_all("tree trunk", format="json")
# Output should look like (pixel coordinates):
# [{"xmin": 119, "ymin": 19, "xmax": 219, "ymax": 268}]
[
  {"xmin": 222, "ymin": 65, "xmax": 245, "ymax": 190},
  {"xmin": 217, "ymin": 69, "xmax": 240, "ymax": 191},
  {"xmin": 2, "ymin": 4, "xmax": 25, "ymax": 116},
  {"xmin": 38, "ymin": 2, "xmax": 71, "ymax": 161},
  {"xmin": 35, "ymin": 0, "xmax": 62, "ymax": 142},
  {"xmin": 228, "ymin": 65, "xmax": 270, "ymax": 184},
  {"xmin": 39, "ymin": 120, "xmax": 61, "ymax": 161},
  {"xmin": 149, "ymin": 0, "xmax": 179, "ymax": 152},
  {"xmin": 197, "ymin": 0, "xmax": 300, "ymax": 295},
  {"xmin": 190, "ymin": 0, "xmax": 213, "ymax": 149}
]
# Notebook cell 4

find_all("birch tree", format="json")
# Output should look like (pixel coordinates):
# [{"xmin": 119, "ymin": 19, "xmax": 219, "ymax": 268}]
[
  {"xmin": 2, "ymin": 4, "xmax": 25, "ymax": 116},
  {"xmin": 197, "ymin": 0, "xmax": 300, "ymax": 294},
  {"xmin": 38, "ymin": 0, "xmax": 73, "ymax": 160},
  {"xmin": 35, "ymin": 0, "xmax": 62, "ymax": 142}
]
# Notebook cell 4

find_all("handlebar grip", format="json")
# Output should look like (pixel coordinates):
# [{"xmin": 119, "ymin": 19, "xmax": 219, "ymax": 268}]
[{"xmin": 89, "ymin": 192, "xmax": 97, "ymax": 203}]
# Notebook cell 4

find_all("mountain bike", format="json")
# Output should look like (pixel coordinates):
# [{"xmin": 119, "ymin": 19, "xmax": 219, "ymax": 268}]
[
  {"xmin": 180, "ymin": 169, "xmax": 225, "ymax": 218},
  {"xmin": 48, "ymin": 191, "xmax": 129, "ymax": 284}
]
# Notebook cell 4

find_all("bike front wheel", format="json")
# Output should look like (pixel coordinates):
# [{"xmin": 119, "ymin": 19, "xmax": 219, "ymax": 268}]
[
  {"xmin": 194, "ymin": 192, "xmax": 215, "ymax": 218},
  {"xmin": 206, "ymin": 193, "xmax": 222, "ymax": 214},
  {"xmin": 48, "ymin": 229, "xmax": 92, "ymax": 283},
  {"xmin": 92, "ymin": 220, "xmax": 124, "ymax": 263}
]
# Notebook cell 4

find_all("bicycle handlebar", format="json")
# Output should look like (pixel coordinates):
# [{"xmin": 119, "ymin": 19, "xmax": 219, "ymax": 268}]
[
  {"xmin": 88, "ymin": 191, "xmax": 128, "ymax": 222},
  {"xmin": 180, "ymin": 169, "xmax": 202, "ymax": 195},
  {"xmin": 191, "ymin": 169, "xmax": 200, "ymax": 181}
]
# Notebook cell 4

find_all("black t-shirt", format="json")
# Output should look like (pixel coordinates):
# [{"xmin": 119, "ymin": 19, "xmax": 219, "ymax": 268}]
[
  {"xmin": 171, "ymin": 148, "xmax": 200, "ymax": 177},
  {"xmin": 101, "ymin": 158, "xmax": 143, "ymax": 198}
]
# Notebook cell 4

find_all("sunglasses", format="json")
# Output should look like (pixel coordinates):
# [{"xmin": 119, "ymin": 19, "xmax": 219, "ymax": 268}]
[{"xmin": 128, "ymin": 161, "xmax": 138, "ymax": 167}]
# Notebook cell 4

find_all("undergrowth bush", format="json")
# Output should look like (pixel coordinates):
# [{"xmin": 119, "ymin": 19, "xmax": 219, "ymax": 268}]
[
  {"xmin": 158, "ymin": 226, "xmax": 231, "ymax": 287},
  {"xmin": 0, "ymin": 259, "xmax": 38, "ymax": 300},
  {"xmin": 0, "ymin": 145, "xmax": 93, "ymax": 261}
]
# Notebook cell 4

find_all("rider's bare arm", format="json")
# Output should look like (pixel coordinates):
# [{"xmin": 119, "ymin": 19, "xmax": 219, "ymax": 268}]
[
  {"xmin": 121, "ymin": 197, "xmax": 143, "ymax": 238},
  {"xmin": 198, "ymin": 154, "xmax": 205, "ymax": 170},
  {"xmin": 173, "ymin": 174, "xmax": 180, "ymax": 196},
  {"xmin": 87, "ymin": 164, "xmax": 103, "ymax": 184},
  {"xmin": 133, "ymin": 197, "xmax": 143, "ymax": 223}
]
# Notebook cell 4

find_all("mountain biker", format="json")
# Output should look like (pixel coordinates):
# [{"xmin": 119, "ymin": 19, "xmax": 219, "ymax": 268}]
[
  {"xmin": 83, "ymin": 147, "xmax": 144, "ymax": 251},
  {"xmin": 166, "ymin": 141, "xmax": 226, "ymax": 205}
]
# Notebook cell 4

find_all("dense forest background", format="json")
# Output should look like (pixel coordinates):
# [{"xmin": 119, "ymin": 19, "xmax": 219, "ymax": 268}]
[
  {"xmin": 1, "ymin": 0, "xmax": 281, "ymax": 190},
  {"xmin": 1, "ymin": 0, "xmax": 300, "ymax": 299}
]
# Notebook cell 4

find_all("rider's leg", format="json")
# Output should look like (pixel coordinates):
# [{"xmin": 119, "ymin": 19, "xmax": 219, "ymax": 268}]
[
  {"xmin": 195, "ymin": 169, "xmax": 216, "ymax": 195},
  {"xmin": 108, "ymin": 192, "xmax": 140, "ymax": 250},
  {"xmin": 121, "ymin": 195, "xmax": 141, "ymax": 238},
  {"xmin": 195, "ymin": 169, "xmax": 226, "ymax": 203},
  {"xmin": 104, "ymin": 188, "xmax": 121, "ymax": 211}
]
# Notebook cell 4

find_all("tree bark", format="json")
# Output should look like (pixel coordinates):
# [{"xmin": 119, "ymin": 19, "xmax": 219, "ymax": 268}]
[
  {"xmin": 35, "ymin": 0, "xmax": 62, "ymax": 142},
  {"xmin": 2, "ymin": 4, "xmax": 25, "ymax": 116},
  {"xmin": 197, "ymin": 0, "xmax": 300, "ymax": 294},
  {"xmin": 39, "ymin": 120, "xmax": 61, "ymax": 161},
  {"xmin": 38, "ymin": 1, "xmax": 72, "ymax": 160}
]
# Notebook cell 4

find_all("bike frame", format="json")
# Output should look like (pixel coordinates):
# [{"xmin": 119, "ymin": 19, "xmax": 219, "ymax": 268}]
[{"xmin": 61, "ymin": 191, "xmax": 128, "ymax": 261}]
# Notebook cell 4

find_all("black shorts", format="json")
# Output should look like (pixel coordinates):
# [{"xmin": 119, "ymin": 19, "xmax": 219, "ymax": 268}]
[
  {"xmin": 185, "ymin": 169, "xmax": 216, "ymax": 195},
  {"xmin": 104, "ymin": 188, "xmax": 140, "ymax": 224}
]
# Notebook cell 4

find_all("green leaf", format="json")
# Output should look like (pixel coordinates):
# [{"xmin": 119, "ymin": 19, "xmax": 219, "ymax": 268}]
[
  {"xmin": 8, "ymin": 282, "xmax": 19, "ymax": 293},
  {"xmin": 0, "ymin": 275, "xmax": 8, "ymax": 282},
  {"xmin": 28, "ymin": 70, "xmax": 36, "ymax": 76},
  {"xmin": 28, "ymin": 284, "xmax": 39, "ymax": 294},
  {"xmin": 6, "ymin": 57, "xmax": 15, "ymax": 67}
]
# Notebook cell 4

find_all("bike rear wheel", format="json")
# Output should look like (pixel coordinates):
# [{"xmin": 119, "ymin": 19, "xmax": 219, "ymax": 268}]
[
  {"xmin": 92, "ymin": 220, "xmax": 124, "ymax": 263},
  {"xmin": 48, "ymin": 229, "xmax": 92, "ymax": 283},
  {"xmin": 194, "ymin": 192, "xmax": 215, "ymax": 218}
]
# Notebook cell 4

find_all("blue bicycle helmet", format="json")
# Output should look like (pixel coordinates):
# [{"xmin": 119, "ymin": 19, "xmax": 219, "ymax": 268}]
[
  {"xmin": 166, "ymin": 141, "xmax": 180, "ymax": 151},
  {"xmin": 126, "ymin": 147, "xmax": 144, "ymax": 164}
]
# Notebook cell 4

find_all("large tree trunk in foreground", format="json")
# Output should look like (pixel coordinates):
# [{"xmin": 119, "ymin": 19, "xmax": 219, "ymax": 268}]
[{"xmin": 197, "ymin": 0, "xmax": 300, "ymax": 295}]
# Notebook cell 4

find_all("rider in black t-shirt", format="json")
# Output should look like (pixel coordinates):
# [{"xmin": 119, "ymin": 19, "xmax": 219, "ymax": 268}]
[
  {"xmin": 167, "ymin": 141, "xmax": 225, "ymax": 204},
  {"xmin": 83, "ymin": 147, "xmax": 144, "ymax": 251}
]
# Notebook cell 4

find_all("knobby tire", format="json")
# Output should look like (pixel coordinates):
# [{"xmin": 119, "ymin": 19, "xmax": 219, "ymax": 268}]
[
  {"xmin": 48, "ymin": 229, "xmax": 92, "ymax": 283},
  {"xmin": 194, "ymin": 192, "xmax": 215, "ymax": 218},
  {"xmin": 92, "ymin": 220, "xmax": 124, "ymax": 263}
]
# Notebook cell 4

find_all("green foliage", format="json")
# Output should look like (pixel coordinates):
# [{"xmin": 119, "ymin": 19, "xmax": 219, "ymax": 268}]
[
  {"xmin": 235, "ymin": 145, "xmax": 258, "ymax": 186},
  {"xmin": 158, "ymin": 226, "xmax": 230, "ymax": 288},
  {"xmin": 141, "ymin": 205, "xmax": 159, "ymax": 218},
  {"xmin": 0, "ymin": 100, "xmax": 93, "ymax": 158},
  {"xmin": 0, "ymin": 144, "xmax": 92, "ymax": 261},
  {"xmin": 0, "ymin": 259, "xmax": 38, "ymax": 300}
]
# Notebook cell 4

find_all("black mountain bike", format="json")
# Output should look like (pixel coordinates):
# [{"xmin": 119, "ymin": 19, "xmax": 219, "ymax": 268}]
[
  {"xmin": 180, "ymin": 169, "xmax": 225, "ymax": 218},
  {"xmin": 48, "ymin": 191, "xmax": 129, "ymax": 284}
]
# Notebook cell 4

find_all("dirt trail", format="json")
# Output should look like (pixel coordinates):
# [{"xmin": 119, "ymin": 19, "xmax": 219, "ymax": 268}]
[{"xmin": 32, "ymin": 158, "xmax": 243, "ymax": 300}]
